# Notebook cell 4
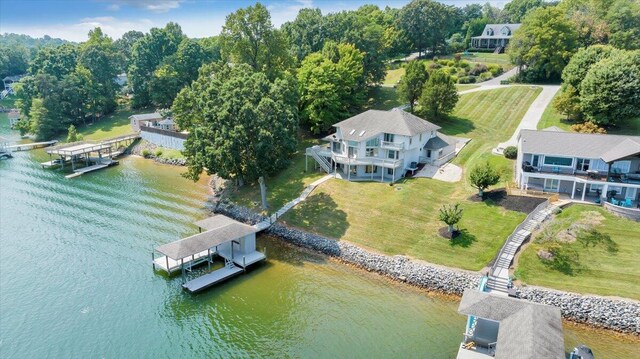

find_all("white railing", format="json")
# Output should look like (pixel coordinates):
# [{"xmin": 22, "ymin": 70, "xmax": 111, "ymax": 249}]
[
  {"xmin": 306, "ymin": 146, "xmax": 332, "ymax": 173},
  {"xmin": 332, "ymin": 154, "xmax": 403, "ymax": 168},
  {"xmin": 380, "ymin": 141, "xmax": 404, "ymax": 150}
]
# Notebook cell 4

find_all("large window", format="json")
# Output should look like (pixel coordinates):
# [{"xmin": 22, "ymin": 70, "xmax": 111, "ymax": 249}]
[
  {"xmin": 365, "ymin": 165, "xmax": 377, "ymax": 174},
  {"xmin": 384, "ymin": 133, "xmax": 394, "ymax": 142},
  {"xmin": 544, "ymin": 178, "xmax": 560, "ymax": 192},
  {"xmin": 543, "ymin": 156, "xmax": 573, "ymax": 167},
  {"xmin": 365, "ymin": 148, "xmax": 378, "ymax": 157},
  {"xmin": 332, "ymin": 141, "xmax": 341, "ymax": 153},
  {"xmin": 576, "ymin": 158, "xmax": 590, "ymax": 171},
  {"xmin": 365, "ymin": 138, "xmax": 379, "ymax": 147}
]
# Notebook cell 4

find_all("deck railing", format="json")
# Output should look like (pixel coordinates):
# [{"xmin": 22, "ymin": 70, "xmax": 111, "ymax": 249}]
[{"xmin": 380, "ymin": 141, "xmax": 404, "ymax": 150}]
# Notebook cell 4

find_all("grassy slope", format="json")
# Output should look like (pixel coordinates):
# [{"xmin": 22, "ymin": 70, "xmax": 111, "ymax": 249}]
[
  {"xmin": 367, "ymin": 87, "xmax": 403, "ymax": 111},
  {"xmin": 516, "ymin": 205, "xmax": 640, "ymax": 300},
  {"xmin": 76, "ymin": 108, "xmax": 139, "ymax": 141},
  {"xmin": 382, "ymin": 68, "xmax": 404, "ymax": 87},
  {"xmin": 282, "ymin": 87, "xmax": 542, "ymax": 270},
  {"xmin": 455, "ymin": 84, "xmax": 481, "ymax": 91},
  {"xmin": 227, "ymin": 136, "xmax": 325, "ymax": 212}
]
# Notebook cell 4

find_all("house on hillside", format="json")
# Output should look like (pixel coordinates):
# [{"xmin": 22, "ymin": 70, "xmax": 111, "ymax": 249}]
[
  {"xmin": 456, "ymin": 289, "xmax": 564, "ymax": 359},
  {"xmin": 2, "ymin": 75, "xmax": 25, "ymax": 93},
  {"xmin": 130, "ymin": 112, "xmax": 164, "ymax": 131},
  {"xmin": 516, "ymin": 128, "xmax": 640, "ymax": 220},
  {"xmin": 470, "ymin": 24, "xmax": 521, "ymax": 52},
  {"xmin": 306, "ymin": 109, "xmax": 457, "ymax": 182}
]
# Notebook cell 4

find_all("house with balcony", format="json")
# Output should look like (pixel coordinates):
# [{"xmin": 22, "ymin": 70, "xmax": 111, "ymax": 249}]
[
  {"xmin": 306, "ymin": 109, "xmax": 457, "ymax": 182},
  {"xmin": 470, "ymin": 24, "xmax": 521, "ymax": 52},
  {"xmin": 516, "ymin": 128, "xmax": 640, "ymax": 221}
]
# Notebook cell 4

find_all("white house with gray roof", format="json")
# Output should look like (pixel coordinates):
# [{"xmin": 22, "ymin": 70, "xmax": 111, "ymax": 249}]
[
  {"xmin": 517, "ymin": 128, "xmax": 640, "ymax": 220},
  {"xmin": 306, "ymin": 109, "xmax": 457, "ymax": 182},
  {"xmin": 470, "ymin": 24, "xmax": 521, "ymax": 52}
]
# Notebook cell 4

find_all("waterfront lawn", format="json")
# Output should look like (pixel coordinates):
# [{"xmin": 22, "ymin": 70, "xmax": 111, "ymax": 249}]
[
  {"xmin": 76, "ymin": 108, "xmax": 140, "ymax": 141},
  {"xmin": 282, "ymin": 87, "xmax": 542, "ymax": 270},
  {"xmin": 515, "ymin": 205, "xmax": 640, "ymax": 300},
  {"xmin": 227, "ymin": 136, "xmax": 325, "ymax": 212}
]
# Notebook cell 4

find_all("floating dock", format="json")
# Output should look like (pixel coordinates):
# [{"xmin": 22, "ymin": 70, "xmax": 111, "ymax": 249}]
[
  {"xmin": 7, "ymin": 140, "xmax": 58, "ymax": 151},
  {"xmin": 153, "ymin": 215, "xmax": 266, "ymax": 293}
]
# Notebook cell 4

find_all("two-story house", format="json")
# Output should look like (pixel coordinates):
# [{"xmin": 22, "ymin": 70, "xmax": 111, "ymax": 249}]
[
  {"xmin": 516, "ymin": 128, "xmax": 640, "ymax": 220},
  {"xmin": 470, "ymin": 24, "xmax": 521, "ymax": 52},
  {"xmin": 306, "ymin": 109, "xmax": 457, "ymax": 182}
]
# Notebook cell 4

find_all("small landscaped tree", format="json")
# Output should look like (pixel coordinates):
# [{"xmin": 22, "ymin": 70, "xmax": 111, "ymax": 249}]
[
  {"xmin": 418, "ymin": 69, "xmax": 458, "ymax": 119},
  {"xmin": 469, "ymin": 161, "xmax": 501, "ymax": 198},
  {"xmin": 439, "ymin": 203, "xmax": 463, "ymax": 234},
  {"xmin": 397, "ymin": 61, "xmax": 428, "ymax": 113},
  {"xmin": 67, "ymin": 124, "xmax": 78, "ymax": 142}
]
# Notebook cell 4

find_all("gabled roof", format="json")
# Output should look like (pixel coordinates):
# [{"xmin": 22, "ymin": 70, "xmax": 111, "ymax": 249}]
[
  {"xmin": 193, "ymin": 214, "xmax": 240, "ymax": 231},
  {"xmin": 458, "ymin": 289, "xmax": 564, "ymax": 359},
  {"xmin": 158, "ymin": 118, "xmax": 175, "ymax": 125},
  {"xmin": 333, "ymin": 109, "xmax": 440, "ymax": 141},
  {"xmin": 129, "ymin": 112, "xmax": 162, "ymax": 121},
  {"xmin": 519, "ymin": 130, "xmax": 640, "ymax": 162},
  {"xmin": 424, "ymin": 133, "xmax": 455, "ymax": 149},
  {"xmin": 471, "ymin": 24, "xmax": 521, "ymax": 39}
]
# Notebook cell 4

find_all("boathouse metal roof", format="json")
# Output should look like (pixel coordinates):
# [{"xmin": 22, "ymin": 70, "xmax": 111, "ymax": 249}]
[
  {"xmin": 157, "ymin": 216, "xmax": 257, "ymax": 260},
  {"xmin": 458, "ymin": 289, "xmax": 564, "ymax": 359}
]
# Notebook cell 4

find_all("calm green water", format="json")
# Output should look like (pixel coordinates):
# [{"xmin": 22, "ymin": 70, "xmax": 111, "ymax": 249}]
[{"xmin": 0, "ymin": 119, "xmax": 637, "ymax": 358}]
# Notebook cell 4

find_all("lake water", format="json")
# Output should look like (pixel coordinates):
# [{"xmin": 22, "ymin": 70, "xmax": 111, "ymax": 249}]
[{"xmin": 0, "ymin": 119, "xmax": 637, "ymax": 358}]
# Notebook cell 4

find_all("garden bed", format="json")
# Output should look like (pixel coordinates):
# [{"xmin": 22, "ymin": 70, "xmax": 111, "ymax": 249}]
[{"xmin": 468, "ymin": 189, "xmax": 546, "ymax": 213}]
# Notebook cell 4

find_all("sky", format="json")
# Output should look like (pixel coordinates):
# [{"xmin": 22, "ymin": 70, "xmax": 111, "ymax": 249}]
[{"xmin": 0, "ymin": 0, "xmax": 510, "ymax": 42}]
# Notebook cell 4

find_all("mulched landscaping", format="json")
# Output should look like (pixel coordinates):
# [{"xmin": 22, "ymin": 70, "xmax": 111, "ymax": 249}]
[
  {"xmin": 468, "ymin": 189, "xmax": 546, "ymax": 214},
  {"xmin": 438, "ymin": 226, "xmax": 461, "ymax": 239}
]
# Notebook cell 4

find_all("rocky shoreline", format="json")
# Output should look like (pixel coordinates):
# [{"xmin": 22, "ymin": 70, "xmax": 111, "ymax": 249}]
[
  {"xmin": 130, "ymin": 140, "xmax": 186, "ymax": 166},
  {"xmin": 213, "ymin": 201, "xmax": 640, "ymax": 335}
]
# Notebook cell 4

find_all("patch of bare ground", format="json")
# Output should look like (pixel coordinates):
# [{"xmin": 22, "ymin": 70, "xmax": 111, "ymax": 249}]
[{"xmin": 467, "ymin": 189, "xmax": 546, "ymax": 213}]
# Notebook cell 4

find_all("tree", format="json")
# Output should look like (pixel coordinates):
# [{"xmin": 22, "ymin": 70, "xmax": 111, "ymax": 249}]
[
  {"xmin": 397, "ymin": 61, "xmax": 428, "ymax": 113},
  {"xmin": 439, "ymin": 203, "xmax": 463, "ymax": 234},
  {"xmin": 298, "ymin": 42, "xmax": 366, "ymax": 133},
  {"xmin": 503, "ymin": 0, "xmax": 545, "ymax": 23},
  {"xmin": 220, "ymin": 3, "xmax": 292, "ymax": 79},
  {"xmin": 399, "ymin": 0, "xmax": 457, "ymax": 56},
  {"xmin": 29, "ymin": 98, "xmax": 57, "ymax": 140},
  {"xmin": 508, "ymin": 7, "xmax": 578, "ymax": 82},
  {"xmin": 0, "ymin": 45, "xmax": 29, "ymax": 78},
  {"xmin": 469, "ymin": 161, "xmax": 501, "ymax": 198},
  {"xmin": 282, "ymin": 8, "xmax": 326, "ymax": 61},
  {"xmin": 172, "ymin": 63, "xmax": 299, "ymax": 185},
  {"xmin": 562, "ymin": 45, "xmax": 617, "ymax": 90},
  {"xmin": 464, "ymin": 17, "xmax": 488, "ymax": 48},
  {"xmin": 67, "ymin": 124, "xmax": 79, "ymax": 142},
  {"xmin": 418, "ymin": 69, "xmax": 458, "ymax": 119},
  {"xmin": 607, "ymin": 0, "xmax": 640, "ymax": 50},
  {"xmin": 561, "ymin": 0, "xmax": 610, "ymax": 47},
  {"xmin": 447, "ymin": 33, "xmax": 466, "ymax": 53},
  {"xmin": 29, "ymin": 44, "xmax": 77, "ymax": 79},
  {"xmin": 113, "ymin": 30, "xmax": 144, "ymax": 72},
  {"xmin": 552, "ymin": 84, "xmax": 582, "ymax": 120},
  {"xmin": 580, "ymin": 50, "xmax": 640, "ymax": 126}
]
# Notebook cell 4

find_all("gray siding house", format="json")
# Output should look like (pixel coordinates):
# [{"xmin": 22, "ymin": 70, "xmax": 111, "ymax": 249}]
[
  {"xmin": 470, "ymin": 24, "xmax": 521, "ymax": 51},
  {"xmin": 306, "ymin": 109, "xmax": 457, "ymax": 182}
]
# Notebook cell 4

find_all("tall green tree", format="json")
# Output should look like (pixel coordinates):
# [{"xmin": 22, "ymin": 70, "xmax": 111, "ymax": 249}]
[
  {"xmin": 399, "ymin": 0, "xmax": 457, "ymax": 56},
  {"xmin": 129, "ymin": 23, "xmax": 186, "ymax": 108},
  {"xmin": 606, "ymin": 0, "xmax": 640, "ymax": 50},
  {"xmin": 469, "ymin": 161, "xmax": 501, "ymax": 198},
  {"xmin": 298, "ymin": 42, "xmax": 366, "ymax": 133},
  {"xmin": 220, "ymin": 3, "xmax": 292, "ymax": 79},
  {"xmin": 282, "ymin": 8, "xmax": 326, "ymax": 61},
  {"xmin": 0, "ymin": 45, "xmax": 29, "ymax": 78},
  {"xmin": 172, "ymin": 63, "xmax": 299, "ymax": 184},
  {"xmin": 28, "ymin": 98, "xmax": 57, "ymax": 140},
  {"xmin": 397, "ymin": 61, "xmax": 428, "ymax": 113},
  {"xmin": 29, "ymin": 44, "xmax": 77, "ymax": 79},
  {"xmin": 418, "ymin": 69, "xmax": 458, "ymax": 119},
  {"xmin": 503, "ymin": 0, "xmax": 545, "ymax": 23},
  {"xmin": 508, "ymin": 6, "xmax": 578, "ymax": 82},
  {"xmin": 113, "ymin": 30, "xmax": 144, "ymax": 72},
  {"xmin": 78, "ymin": 28, "xmax": 118, "ymax": 120},
  {"xmin": 580, "ymin": 50, "xmax": 640, "ymax": 126}
]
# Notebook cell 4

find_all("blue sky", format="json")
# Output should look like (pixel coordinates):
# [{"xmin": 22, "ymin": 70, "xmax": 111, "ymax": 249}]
[{"xmin": 0, "ymin": 0, "xmax": 509, "ymax": 42}]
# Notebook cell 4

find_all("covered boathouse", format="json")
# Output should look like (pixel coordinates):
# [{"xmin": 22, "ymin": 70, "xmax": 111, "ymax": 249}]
[{"xmin": 153, "ymin": 215, "xmax": 266, "ymax": 293}]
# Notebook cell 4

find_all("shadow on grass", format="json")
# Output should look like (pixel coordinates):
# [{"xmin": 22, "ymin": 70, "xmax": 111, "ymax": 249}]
[
  {"xmin": 448, "ymin": 228, "xmax": 477, "ymax": 248},
  {"xmin": 366, "ymin": 87, "xmax": 402, "ymax": 111},
  {"xmin": 431, "ymin": 115, "xmax": 475, "ymax": 136},
  {"xmin": 541, "ymin": 246, "xmax": 582, "ymax": 276},
  {"xmin": 283, "ymin": 192, "xmax": 349, "ymax": 240}
]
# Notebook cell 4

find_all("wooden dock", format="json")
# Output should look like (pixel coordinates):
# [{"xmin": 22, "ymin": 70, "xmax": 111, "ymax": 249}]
[
  {"xmin": 63, "ymin": 160, "xmax": 118, "ymax": 179},
  {"xmin": 153, "ymin": 249, "xmax": 212, "ymax": 274},
  {"xmin": 182, "ymin": 263, "xmax": 243, "ymax": 293},
  {"xmin": 7, "ymin": 140, "xmax": 58, "ymax": 151}
]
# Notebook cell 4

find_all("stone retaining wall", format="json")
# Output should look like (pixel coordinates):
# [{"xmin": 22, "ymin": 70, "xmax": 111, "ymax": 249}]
[{"xmin": 214, "ymin": 202, "xmax": 640, "ymax": 334}]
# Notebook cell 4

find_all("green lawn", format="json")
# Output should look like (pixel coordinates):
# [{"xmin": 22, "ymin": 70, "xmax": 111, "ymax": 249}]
[
  {"xmin": 383, "ymin": 68, "xmax": 404, "ymax": 87},
  {"xmin": 538, "ymin": 88, "xmax": 640, "ymax": 135},
  {"xmin": 75, "ymin": 108, "xmax": 141, "ymax": 141},
  {"xmin": 281, "ymin": 87, "xmax": 542, "ymax": 270},
  {"xmin": 367, "ymin": 87, "xmax": 403, "ymax": 110},
  {"xmin": 455, "ymin": 84, "xmax": 481, "ymax": 91},
  {"xmin": 227, "ymin": 136, "xmax": 325, "ymax": 212},
  {"xmin": 515, "ymin": 205, "xmax": 640, "ymax": 300}
]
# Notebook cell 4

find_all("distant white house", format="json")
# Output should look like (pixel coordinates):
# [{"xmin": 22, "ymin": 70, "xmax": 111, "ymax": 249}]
[
  {"xmin": 306, "ymin": 109, "xmax": 457, "ymax": 182},
  {"xmin": 114, "ymin": 73, "xmax": 127, "ymax": 86},
  {"xmin": 470, "ymin": 24, "xmax": 521, "ymax": 52},
  {"xmin": 130, "ymin": 112, "xmax": 186, "ymax": 150},
  {"xmin": 129, "ymin": 112, "xmax": 163, "ymax": 131}
]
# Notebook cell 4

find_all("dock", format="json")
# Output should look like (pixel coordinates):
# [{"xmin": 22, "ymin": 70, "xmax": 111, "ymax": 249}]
[
  {"xmin": 153, "ymin": 215, "xmax": 266, "ymax": 293},
  {"xmin": 7, "ymin": 140, "xmax": 58, "ymax": 151}
]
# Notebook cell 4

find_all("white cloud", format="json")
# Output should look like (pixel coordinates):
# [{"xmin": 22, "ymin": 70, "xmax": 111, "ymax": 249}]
[
  {"xmin": 267, "ymin": 0, "xmax": 314, "ymax": 26},
  {"xmin": 104, "ymin": 0, "xmax": 184, "ymax": 13}
]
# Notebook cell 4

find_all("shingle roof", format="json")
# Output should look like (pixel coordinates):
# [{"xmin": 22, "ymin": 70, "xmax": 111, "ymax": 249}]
[
  {"xmin": 425, "ymin": 133, "xmax": 456, "ymax": 149},
  {"xmin": 519, "ymin": 130, "xmax": 640, "ymax": 162},
  {"xmin": 129, "ymin": 112, "xmax": 162, "ymax": 121},
  {"xmin": 458, "ymin": 289, "xmax": 564, "ymax": 359},
  {"xmin": 158, "ymin": 118, "xmax": 175, "ymax": 125},
  {"xmin": 471, "ymin": 24, "xmax": 521, "ymax": 39},
  {"xmin": 333, "ymin": 109, "xmax": 440, "ymax": 141}
]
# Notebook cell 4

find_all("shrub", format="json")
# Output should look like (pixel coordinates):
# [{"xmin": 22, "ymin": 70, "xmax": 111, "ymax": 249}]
[
  {"xmin": 450, "ymin": 75, "xmax": 458, "ymax": 83},
  {"xmin": 570, "ymin": 121, "xmax": 606, "ymax": 134},
  {"xmin": 446, "ymin": 60, "xmax": 455, "ymax": 67},
  {"xmin": 487, "ymin": 64, "xmax": 504, "ymax": 76},
  {"xmin": 457, "ymin": 76, "xmax": 477, "ymax": 84},
  {"xmin": 479, "ymin": 72, "xmax": 493, "ymax": 81},
  {"xmin": 141, "ymin": 149, "xmax": 151, "ymax": 158},
  {"xmin": 454, "ymin": 53, "xmax": 462, "ymax": 62},
  {"xmin": 433, "ymin": 56, "xmax": 439, "ymax": 62},
  {"xmin": 155, "ymin": 149, "xmax": 163, "ymax": 157},
  {"xmin": 469, "ymin": 64, "xmax": 488, "ymax": 76},
  {"xmin": 438, "ymin": 59, "xmax": 450, "ymax": 66},
  {"xmin": 428, "ymin": 62, "xmax": 441, "ymax": 70},
  {"xmin": 503, "ymin": 146, "xmax": 518, "ymax": 159},
  {"xmin": 459, "ymin": 61, "xmax": 471, "ymax": 69}
]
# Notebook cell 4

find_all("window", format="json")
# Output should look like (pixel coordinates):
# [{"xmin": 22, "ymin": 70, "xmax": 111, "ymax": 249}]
[
  {"xmin": 348, "ymin": 146, "xmax": 357, "ymax": 158},
  {"xmin": 366, "ymin": 138, "xmax": 379, "ymax": 147},
  {"xmin": 387, "ymin": 168, "xmax": 393, "ymax": 175},
  {"xmin": 486, "ymin": 28, "xmax": 494, "ymax": 36},
  {"xmin": 544, "ymin": 178, "xmax": 560, "ymax": 192},
  {"xmin": 427, "ymin": 149, "xmax": 432, "ymax": 158},
  {"xmin": 532, "ymin": 155, "xmax": 539, "ymax": 167},
  {"xmin": 543, "ymin": 156, "xmax": 573, "ymax": 167},
  {"xmin": 350, "ymin": 166, "xmax": 357, "ymax": 175},
  {"xmin": 409, "ymin": 138, "xmax": 412, "ymax": 145},
  {"xmin": 387, "ymin": 150, "xmax": 398, "ymax": 159},
  {"xmin": 611, "ymin": 161, "xmax": 631, "ymax": 173},
  {"xmin": 332, "ymin": 142, "xmax": 341, "ymax": 152},
  {"xmin": 501, "ymin": 27, "xmax": 511, "ymax": 36},
  {"xmin": 576, "ymin": 158, "xmax": 590, "ymax": 171},
  {"xmin": 419, "ymin": 134, "xmax": 422, "ymax": 142},
  {"xmin": 384, "ymin": 133, "xmax": 394, "ymax": 142},
  {"xmin": 365, "ymin": 148, "xmax": 378, "ymax": 157},
  {"xmin": 365, "ymin": 165, "xmax": 377, "ymax": 173}
]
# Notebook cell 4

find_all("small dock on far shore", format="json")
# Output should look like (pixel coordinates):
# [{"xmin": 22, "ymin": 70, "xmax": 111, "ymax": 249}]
[{"xmin": 153, "ymin": 215, "xmax": 266, "ymax": 293}]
